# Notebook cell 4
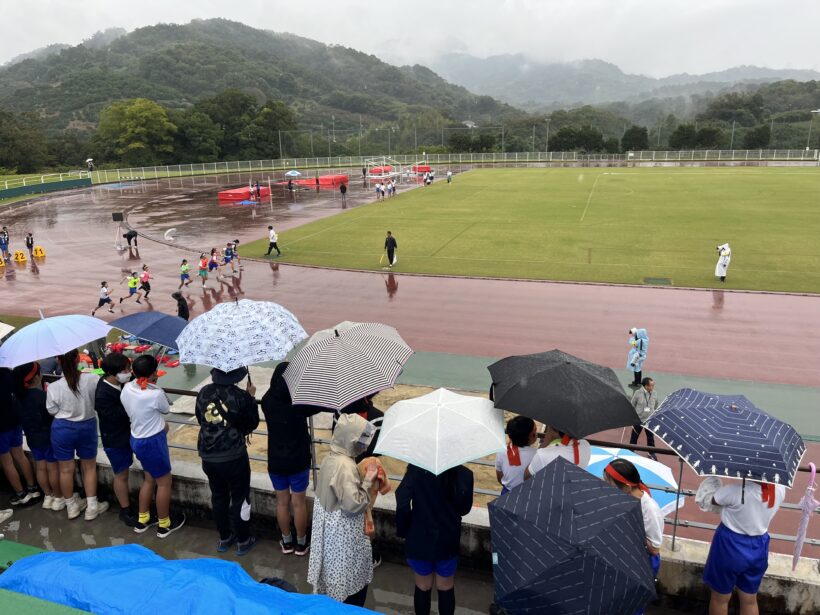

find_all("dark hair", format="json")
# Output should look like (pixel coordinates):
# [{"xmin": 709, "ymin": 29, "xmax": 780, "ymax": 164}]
[
  {"xmin": 506, "ymin": 416, "xmax": 535, "ymax": 447},
  {"xmin": 606, "ymin": 458, "xmax": 642, "ymax": 489},
  {"xmin": 58, "ymin": 350, "xmax": 81, "ymax": 393},
  {"xmin": 101, "ymin": 353, "xmax": 130, "ymax": 378},
  {"xmin": 132, "ymin": 355, "xmax": 158, "ymax": 378},
  {"xmin": 641, "ymin": 377, "xmax": 654, "ymax": 387},
  {"xmin": 12, "ymin": 362, "xmax": 39, "ymax": 397},
  {"xmin": 101, "ymin": 281, "xmax": 107, "ymax": 286}
]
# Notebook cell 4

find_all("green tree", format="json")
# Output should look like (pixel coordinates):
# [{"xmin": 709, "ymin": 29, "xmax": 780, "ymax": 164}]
[
  {"xmin": 240, "ymin": 100, "xmax": 298, "ymax": 158},
  {"xmin": 548, "ymin": 127, "xmax": 579, "ymax": 151},
  {"xmin": 695, "ymin": 127, "xmax": 725, "ymax": 149},
  {"xmin": 620, "ymin": 125, "xmax": 649, "ymax": 151},
  {"xmin": 195, "ymin": 89, "xmax": 258, "ymax": 159},
  {"xmin": 97, "ymin": 98, "xmax": 176, "ymax": 165},
  {"xmin": 669, "ymin": 124, "xmax": 698, "ymax": 149},
  {"xmin": 0, "ymin": 110, "xmax": 49, "ymax": 172},
  {"xmin": 742, "ymin": 124, "xmax": 771, "ymax": 149},
  {"xmin": 603, "ymin": 137, "xmax": 620, "ymax": 154},
  {"xmin": 169, "ymin": 109, "xmax": 223, "ymax": 162}
]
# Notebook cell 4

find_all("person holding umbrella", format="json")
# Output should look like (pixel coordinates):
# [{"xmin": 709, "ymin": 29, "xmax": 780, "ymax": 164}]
[
  {"xmin": 702, "ymin": 478, "xmax": 785, "ymax": 615},
  {"xmin": 627, "ymin": 328, "xmax": 649, "ymax": 388},
  {"xmin": 46, "ymin": 350, "xmax": 109, "ymax": 520},
  {"xmin": 715, "ymin": 243, "xmax": 731, "ymax": 282},
  {"xmin": 396, "ymin": 463, "xmax": 474, "ymax": 615},
  {"xmin": 384, "ymin": 231, "xmax": 397, "ymax": 268},
  {"xmin": 307, "ymin": 413, "xmax": 378, "ymax": 607},
  {"xmin": 195, "ymin": 367, "xmax": 260, "ymax": 556}
]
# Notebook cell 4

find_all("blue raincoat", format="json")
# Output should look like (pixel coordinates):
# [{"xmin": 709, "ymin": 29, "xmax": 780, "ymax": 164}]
[{"xmin": 627, "ymin": 328, "xmax": 649, "ymax": 373}]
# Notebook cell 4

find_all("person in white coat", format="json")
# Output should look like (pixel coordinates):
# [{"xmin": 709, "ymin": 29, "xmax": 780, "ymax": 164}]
[{"xmin": 715, "ymin": 243, "xmax": 731, "ymax": 282}]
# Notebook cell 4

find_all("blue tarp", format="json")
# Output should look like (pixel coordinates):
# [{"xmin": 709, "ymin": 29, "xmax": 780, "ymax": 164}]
[{"xmin": 0, "ymin": 544, "xmax": 372, "ymax": 614}]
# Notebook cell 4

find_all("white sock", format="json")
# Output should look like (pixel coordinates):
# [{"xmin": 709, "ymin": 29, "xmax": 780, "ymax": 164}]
[{"xmin": 87, "ymin": 496, "xmax": 97, "ymax": 507}]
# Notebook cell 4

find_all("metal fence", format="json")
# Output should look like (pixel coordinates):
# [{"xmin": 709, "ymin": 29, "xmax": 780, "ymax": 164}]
[
  {"xmin": 1, "ymin": 170, "xmax": 91, "ymax": 191},
  {"xmin": 87, "ymin": 149, "xmax": 820, "ymax": 185}
]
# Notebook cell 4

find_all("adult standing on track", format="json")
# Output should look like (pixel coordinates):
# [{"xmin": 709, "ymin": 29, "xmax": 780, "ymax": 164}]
[
  {"xmin": 629, "ymin": 377, "xmax": 659, "ymax": 459},
  {"xmin": 384, "ymin": 231, "xmax": 397, "ymax": 269},
  {"xmin": 265, "ymin": 226, "xmax": 281, "ymax": 257},
  {"xmin": 715, "ymin": 243, "xmax": 731, "ymax": 282}
]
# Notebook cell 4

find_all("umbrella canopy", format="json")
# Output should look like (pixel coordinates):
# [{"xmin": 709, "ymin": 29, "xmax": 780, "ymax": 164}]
[
  {"xmin": 488, "ymin": 349, "xmax": 638, "ymax": 438},
  {"xmin": 647, "ymin": 388, "xmax": 805, "ymax": 487},
  {"xmin": 0, "ymin": 321, "xmax": 14, "ymax": 341},
  {"xmin": 109, "ymin": 311, "xmax": 188, "ymax": 351},
  {"xmin": 374, "ymin": 388, "xmax": 505, "ymax": 475},
  {"xmin": 0, "ymin": 315, "xmax": 111, "ymax": 368},
  {"xmin": 489, "ymin": 457, "xmax": 656, "ymax": 615},
  {"xmin": 792, "ymin": 462, "xmax": 818, "ymax": 571},
  {"xmin": 283, "ymin": 321, "xmax": 412, "ymax": 410},
  {"xmin": 587, "ymin": 446, "xmax": 684, "ymax": 516},
  {"xmin": 175, "ymin": 299, "xmax": 307, "ymax": 371},
  {"xmin": 284, "ymin": 170, "xmax": 302, "ymax": 177}
]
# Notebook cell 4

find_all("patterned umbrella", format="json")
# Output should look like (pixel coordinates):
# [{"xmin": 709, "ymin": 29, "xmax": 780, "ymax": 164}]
[
  {"xmin": 792, "ymin": 462, "xmax": 819, "ymax": 571},
  {"xmin": 647, "ymin": 388, "xmax": 805, "ymax": 487},
  {"xmin": 586, "ymin": 446, "xmax": 684, "ymax": 516},
  {"xmin": 0, "ymin": 315, "xmax": 111, "ymax": 368},
  {"xmin": 374, "ymin": 388, "xmax": 506, "ymax": 475},
  {"xmin": 109, "ymin": 311, "xmax": 188, "ymax": 351},
  {"xmin": 489, "ymin": 457, "xmax": 656, "ymax": 615},
  {"xmin": 283, "ymin": 321, "xmax": 412, "ymax": 410},
  {"xmin": 175, "ymin": 299, "xmax": 307, "ymax": 371}
]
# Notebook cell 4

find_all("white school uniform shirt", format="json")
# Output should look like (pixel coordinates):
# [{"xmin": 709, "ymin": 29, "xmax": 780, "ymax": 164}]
[
  {"xmin": 269, "ymin": 228, "xmax": 278, "ymax": 242},
  {"xmin": 495, "ymin": 446, "xmax": 537, "ymax": 491},
  {"xmin": 641, "ymin": 493, "xmax": 665, "ymax": 549},
  {"xmin": 713, "ymin": 482, "xmax": 786, "ymax": 536},
  {"xmin": 99, "ymin": 286, "xmax": 110, "ymax": 299},
  {"xmin": 120, "ymin": 380, "xmax": 170, "ymax": 439},
  {"xmin": 528, "ymin": 438, "xmax": 592, "ymax": 476},
  {"xmin": 46, "ymin": 373, "xmax": 100, "ymax": 421}
]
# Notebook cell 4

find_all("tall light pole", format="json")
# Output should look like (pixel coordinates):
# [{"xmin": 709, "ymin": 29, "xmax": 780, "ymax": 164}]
[
  {"xmin": 545, "ymin": 117, "xmax": 552, "ymax": 153},
  {"xmin": 806, "ymin": 109, "xmax": 820, "ymax": 150},
  {"xmin": 729, "ymin": 120, "xmax": 736, "ymax": 149}
]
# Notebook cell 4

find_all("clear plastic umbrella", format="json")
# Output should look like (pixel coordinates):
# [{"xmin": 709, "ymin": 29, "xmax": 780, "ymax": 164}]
[{"xmin": 792, "ymin": 462, "xmax": 818, "ymax": 571}]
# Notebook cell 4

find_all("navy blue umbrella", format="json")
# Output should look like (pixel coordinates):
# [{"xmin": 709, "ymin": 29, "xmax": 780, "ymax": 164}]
[
  {"xmin": 489, "ymin": 457, "xmax": 656, "ymax": 615},
  {"xmin": 109, "ymin": 311, "xmax": 188, "ymax": 351},
  {"xmin": 647, "ymin": 388, "xmax": 805, "ymax": 487}
]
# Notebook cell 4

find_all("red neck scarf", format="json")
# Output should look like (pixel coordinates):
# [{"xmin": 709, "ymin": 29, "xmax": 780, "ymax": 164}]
[
  {"xmin": 507, "ymin": 444, "xmax": 522, "ymax": 466},
  {"xmin": 560, "ymin": 434, "xmax": 581, "ymax": 465},
  {"xmin": 760, "ymin": 483, "xmax": 776, "ymax": 508},
  {"xmin": 605, "ymin": 464, "xmax": 652, "ymax": 498},
  {"xmin": 136, "ymin": 377, "xmax": 151, "ymax": 390}
]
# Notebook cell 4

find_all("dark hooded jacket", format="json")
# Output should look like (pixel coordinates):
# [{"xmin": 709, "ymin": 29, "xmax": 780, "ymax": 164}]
[
  {"xmin": 195, "ymin": 380, "xmax": 259, "ymax": 463},
  {"xmin": 261, "ymin": 362, "xmax": 321, "ymax": 476}
]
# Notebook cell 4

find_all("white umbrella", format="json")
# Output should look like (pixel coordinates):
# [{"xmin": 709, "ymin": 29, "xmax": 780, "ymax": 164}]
[
  {"xmin": 0, "ymin": 315, "xmax": 111, "ymax": 368},
  {"xmin": 175, "ymin": 299, "xmax": 307, "ymax": 371},
  {"xmin": 375, "ymin": 388, "xmax": 506, "ymax": 475},
  {"xmin": 284, "ymin": 170, "xmax": 302, "ymax": 177},
  {"xmin": 0, "ymin": 322, "xmax": 14, "ymax": 341}
]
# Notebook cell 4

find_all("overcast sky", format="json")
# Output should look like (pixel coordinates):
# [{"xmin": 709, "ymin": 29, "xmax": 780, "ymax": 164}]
[{"xmin": 2, "ymin": 0, "xmax": 819, "ymax": 76}]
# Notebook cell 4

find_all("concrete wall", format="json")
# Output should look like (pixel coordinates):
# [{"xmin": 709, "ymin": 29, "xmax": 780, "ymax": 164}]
[{"xmin": 0, "ymin": 177, "xmax": 91, "ymax": 200}]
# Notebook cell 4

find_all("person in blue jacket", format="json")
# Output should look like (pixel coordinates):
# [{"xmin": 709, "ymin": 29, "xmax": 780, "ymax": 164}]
[{"xmin": 627, "ymin": 327, "xmax": 649, "ymax": 388}]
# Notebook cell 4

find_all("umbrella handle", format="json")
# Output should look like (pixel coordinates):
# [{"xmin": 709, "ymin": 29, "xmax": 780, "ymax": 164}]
[{"xmin": 811, "ymin": 462, "xmax": 816, "ymax": 487}]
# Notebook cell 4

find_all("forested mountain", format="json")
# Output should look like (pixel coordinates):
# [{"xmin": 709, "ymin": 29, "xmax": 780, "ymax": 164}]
[
  {"xmin": 431, "ymin": 53, "xmax": 820, "ymax": 110},
  {"xmin": 0, "ymin": 19, "xmax": 520, "ymax": 132}
]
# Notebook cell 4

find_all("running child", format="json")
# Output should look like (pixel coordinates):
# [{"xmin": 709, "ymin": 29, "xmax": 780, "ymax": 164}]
[
  {"xmin": 603, "ymin": 458, "xmax": 664, "ymax": 612},
  {"xmin": 232, "ymin": 239, "xmax": 244, "ymax": 270},
  {"xmin": 702, "ymin": 478, "xmax": 785, "ymax": 615},
  {"xmin": 119, "ymin": 272, "xmax": 142, "ymax": 304},
  {"xmin": 223, "ymin": 242, "xmax": 236, "ymax": 275},
  {"xmin": 120, "ymin": 355, "xmax": 185, "ymax": 538},
  {"xmin": 92, "ymin": 281, "xmax": 115, "ymax": 315},
  {"xmin": 209, "ymin": 248, "xmax": 223, "ymax": 281},
  {"xmin": 178, "ymin": 259, "xmax": 192, "ymax": 289},
  {"xmin": 198, "ymin": 253, "xmax": 209, "ymax": 288},
  {"xmin": 138, "ymin": 264, "xmax": 152, "ymax": 299}
]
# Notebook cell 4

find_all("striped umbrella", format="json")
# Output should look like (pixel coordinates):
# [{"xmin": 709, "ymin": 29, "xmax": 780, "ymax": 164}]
[{"xmin": 283, "ymin": 321, "xmax": 413, "ymax": 410}]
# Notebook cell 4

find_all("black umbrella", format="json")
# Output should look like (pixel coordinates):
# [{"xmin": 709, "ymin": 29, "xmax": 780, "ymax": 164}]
[
  {"xmin": 488, "ymin": 349, "xmax": 638, "ymax": 438},
  {"xmin": 489, "ymin": 457, "xmax": 656, "ymax": 615}
]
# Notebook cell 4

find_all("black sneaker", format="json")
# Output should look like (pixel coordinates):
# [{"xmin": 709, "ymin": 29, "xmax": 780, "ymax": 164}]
[
  {"xmin": 10, "ymin": 490, "xmax": 33, "ymax": 506},
  {"xmin": 156, "ymin": 513, "xmax": 185, "ymax": 539},
  {"xmin": 279, "ymin": 538, "xmax": 295, "ymax": 554},
  {"xmin": 294, "ymin": 539, "xmax": 310, "ymax": 556},
  {"xmin": 217, "ymin": 534, "xmax": 236, "ymax": 553},
  {"xmin": 119, "ymin": 507, "xmax": 137, "ymax": 528},
  {"xmin": 236, "ymin": 536, "xmax": 257, "ymax": 556},
  {"xmin": 26, "ymin": 487, "xmax": 42, "ymax": 501},
  {"xmin": 133, "ymin": 514, "xmax": 159, "ymax": 534}
]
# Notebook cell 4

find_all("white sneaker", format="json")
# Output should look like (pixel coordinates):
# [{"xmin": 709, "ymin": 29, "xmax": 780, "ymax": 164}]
[
  {"xmin": 42, "ymin": 495, "xmax": 55, "ymax": 510},
  {"xmin": 50, "ymin": 497, "xmax": 66, "ymax": 511},
  {"xmin": 85, "ymin": 500, "xmax": 109, "ymax": 521},
  {"xmin": 66, "ymin": 497, "xmax": 87, "ymax": 520}
]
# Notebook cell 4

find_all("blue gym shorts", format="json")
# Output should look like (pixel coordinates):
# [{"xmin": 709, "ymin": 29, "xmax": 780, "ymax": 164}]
[
  {"xmin": 30, "ymin": 444, "xmax": 57, "ymax": 463},
  {"xmin": 104, "ymin": 446, "xmax": 134, "ymax": 475},
  {"xmin": 703, "ymin": 523, "xmax": 770, "ymax": 595},
  {"xmin": 130, "ymin": 431, "xmax": 172, "ymax": 479},
  {"xmin": 406, "ymin": 557, "xmax": 459, "ymax": 578},
  {"xmin": 269, "ymin": 469, "xmax": 309, "ymax": 493},
  {"xmin": 51, "ymin": 418, "xmax": 98, "ymax": 461},
  {"xmin": 0, "ymin": 426, "xmax": 23, "ymax": 454}
]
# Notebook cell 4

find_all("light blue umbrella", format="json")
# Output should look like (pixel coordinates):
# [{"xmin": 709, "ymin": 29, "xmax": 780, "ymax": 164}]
[
  {"xmin": 284, "ymin": 170, "xmax": 302, "ymax": 178},
  {"xmin": 0, "ymin": 315, "xmax": 111, "ymax": 368},
  {"xmin": 586, "ymin": 446, "xmax": 684, "ymax": 516}
]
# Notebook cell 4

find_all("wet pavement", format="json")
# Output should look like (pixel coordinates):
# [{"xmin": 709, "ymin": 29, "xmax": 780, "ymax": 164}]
[
  {"xmin": 0, "ymin": 174, "xmax": 817, "ymax": 389},
  {"xmin": 0, "ymin": 506, "xmax": 689, "ymax": 614}
]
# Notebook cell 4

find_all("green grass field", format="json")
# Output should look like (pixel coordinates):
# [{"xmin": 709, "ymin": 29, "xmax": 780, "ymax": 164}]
[{"xmin": 242, "ymin": 167, "xmax": 820, "ymax": 293}]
